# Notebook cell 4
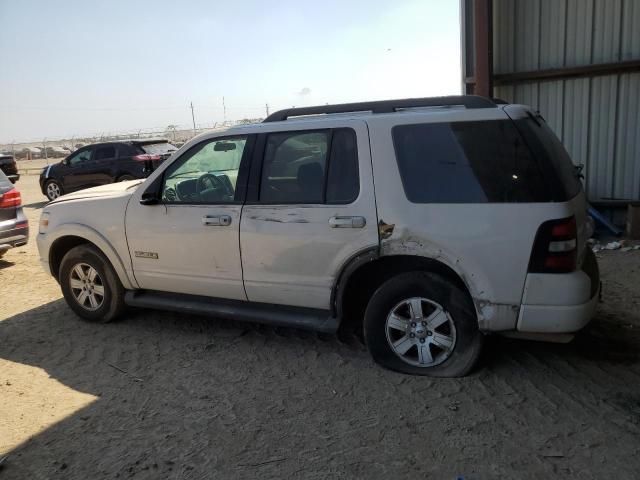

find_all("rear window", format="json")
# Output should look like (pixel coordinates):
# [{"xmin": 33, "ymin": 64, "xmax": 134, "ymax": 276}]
[
  {"xmin": 513, "ymin": 115, "xmax": 582, "ymax": 201},
  {"xmin": 141, "ymin": 142, "xmax": 177, "ymax": 156},
  {"xmin": 392, "ymin": 120, "xmax": 551, "ymax": 203}
]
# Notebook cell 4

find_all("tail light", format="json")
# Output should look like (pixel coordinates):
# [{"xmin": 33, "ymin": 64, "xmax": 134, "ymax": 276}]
[
  {"xmin": 132, "ymin": 154, "xmax": 161, "ymax": 161},
  {"xmin": 0, "ymin": 188, "xmax": 21, "ymax": 208},
  {"xmin": 529, "ymin": 216, "xmax": 577, "ymax": 273},
  {"xmin": 15, "ymin": 220, "xmax": 28, "ymax": 229}
]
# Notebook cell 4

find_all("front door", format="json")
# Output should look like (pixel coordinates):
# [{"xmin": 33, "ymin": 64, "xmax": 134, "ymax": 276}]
[
  {"xmin": 125, "ymin": 135, "xmax": 253, "ymax": 300},
  {"xmin": 62, "ymin": 146, "xmax": 94, "ymax": 191},
  {"xmin": 240, "ymin": 122, "xmax": 378, "ymax": 310}
]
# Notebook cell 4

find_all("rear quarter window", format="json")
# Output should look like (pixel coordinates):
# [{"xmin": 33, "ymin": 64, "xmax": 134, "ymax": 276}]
[{"xmin": 392, "ymin": 120, "xmax": 553, "ymax": 204}]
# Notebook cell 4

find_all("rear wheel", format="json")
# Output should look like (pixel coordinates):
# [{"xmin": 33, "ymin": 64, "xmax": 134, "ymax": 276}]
[
  {"xmin": 45, "ymin": 180, "xmax": 63, "ymax": 201},
  {"xmin": 59, "ymin": 244, "xmax": 125, "ymax": 323},
  {"xmin": 364, "ymin": 272, "xmax": 483, "ymax": 377},
  {"xmin": 117, "ymin": 174, "xmax": 135, "ymax": 182}
]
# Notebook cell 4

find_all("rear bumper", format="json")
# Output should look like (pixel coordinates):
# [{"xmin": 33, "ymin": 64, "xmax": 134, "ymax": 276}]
[
  {"xmin": 0, "ymin": 226, "xmax": 29, "ymax": 252},
  {"xmin": 516, "ymin": 250, "xmax": 600, "ymax": 333},
  {"xmin": 517, "ymin": 285, "xmax": 599, "ymax": 333}
]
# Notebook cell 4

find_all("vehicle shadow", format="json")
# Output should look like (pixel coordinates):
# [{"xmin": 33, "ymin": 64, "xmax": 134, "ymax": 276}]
[
  {"xmin": 1, "ymin": 300, "xmax": 639, "ymax": 479},
  {"xmin": 22, "ymin": 201, "xmax": 47, "ymax": 209},
  {"xmin": 0, "ymin": 258, "xmax": 16, "ymax": 270}
]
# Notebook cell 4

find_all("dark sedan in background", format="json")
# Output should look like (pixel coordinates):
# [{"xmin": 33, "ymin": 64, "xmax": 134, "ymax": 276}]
[
  {"xmin": 0, "ymin": 154, "xmax": 20, "ymax": 183},
  {"xmin": 40, "ymin": 139, "xmax": 177, "ymax": 201},
  {"xmin": 0, "ymin": 169, "xmax": 28, "ymax": 259}
]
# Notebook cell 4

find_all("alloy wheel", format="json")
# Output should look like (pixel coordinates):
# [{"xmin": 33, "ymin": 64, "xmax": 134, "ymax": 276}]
[
  {"xmin": 385, "ymin": 297, "xmax": 457, "ymax": 367},
  {"xmin": 69, "ymin": 263, "xmax": 105, "ymax": 311}
]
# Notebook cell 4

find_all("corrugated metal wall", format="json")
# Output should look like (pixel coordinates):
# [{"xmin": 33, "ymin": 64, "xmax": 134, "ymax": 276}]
[{"xmin": 493, "ymin": 0, "xmax": 640, "ymax": 201}]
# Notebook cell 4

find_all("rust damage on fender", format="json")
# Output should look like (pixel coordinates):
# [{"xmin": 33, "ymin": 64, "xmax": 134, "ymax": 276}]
[{"xmin": 378, "ymin": 220, "xmax": 395, "ymax": 239}]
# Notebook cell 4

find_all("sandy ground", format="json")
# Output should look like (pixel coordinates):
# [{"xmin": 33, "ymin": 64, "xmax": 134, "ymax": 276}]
[{"xmin": 1, "ymin": 175, "xmax": 640, "ymax": 479}]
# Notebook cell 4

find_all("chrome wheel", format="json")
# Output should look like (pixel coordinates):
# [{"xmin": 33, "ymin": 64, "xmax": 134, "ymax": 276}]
[
  {"xmin": 69, "ymin": 263, "xmax": 105, "ymax": 311},
  {"xmin": 385, "ymin": 297, "xmax": 456, "ymax": 367},
  {"xmin": 46, "ymin": 182, "xmax": 61, "ymax": 200}
]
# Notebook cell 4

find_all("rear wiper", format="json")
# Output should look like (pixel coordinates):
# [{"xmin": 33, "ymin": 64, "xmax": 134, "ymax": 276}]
[{"xmin": 526, "ymin": 110, "xmax": 541, "ymax": 126}]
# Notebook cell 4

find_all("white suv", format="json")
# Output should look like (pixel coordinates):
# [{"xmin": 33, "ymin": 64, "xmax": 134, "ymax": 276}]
[{"xmin": 37, "ymin": 96, "xmax": 600, "ymax": 377}]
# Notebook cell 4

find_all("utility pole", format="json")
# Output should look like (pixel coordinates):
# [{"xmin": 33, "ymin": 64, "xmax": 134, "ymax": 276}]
[
  {"xmin": 222, "ymin": 96, "xmax": 226, "ymax": 123},
  {"xmin": 190, "ymin": 101, "xmax": 196, "ymax": 132},
  {"xmin": 265, "ymin": 103, "xmax": 270, "ymax": 117}
]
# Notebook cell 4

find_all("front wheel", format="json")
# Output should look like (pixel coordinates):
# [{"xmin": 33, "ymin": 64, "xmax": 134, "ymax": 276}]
[
  {"xmin": 364, "ymin": 272, "xmax": 483, "ymax": 377},
  {"xmin": 117, "ymin": 174, "xmax": 136, "ymax": 182},
  {"xmin": 59, "ymin": 244, "xmax": 125, "ymax": 323}
]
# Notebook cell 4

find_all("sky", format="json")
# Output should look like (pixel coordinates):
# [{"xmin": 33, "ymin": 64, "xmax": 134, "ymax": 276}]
[{"xmin": 0, "ymin": 0, "xmax": 462, "ymax": 143}]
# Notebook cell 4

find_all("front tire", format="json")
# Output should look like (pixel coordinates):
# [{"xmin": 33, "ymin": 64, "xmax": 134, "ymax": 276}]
[
  {"xmin": 364, "ymin": 272, "xmax": 483, "ymax": 377},
  {"xmin": 59, "ymin": 244, "xmax": 125, "ymax": 323},
  {"xmin": 45, "ymin": 180, "xmax": 63, "ymax": 201},
  {"xmin": 117, "ymin": 174, "xmax": 135, "ymax": 182}
]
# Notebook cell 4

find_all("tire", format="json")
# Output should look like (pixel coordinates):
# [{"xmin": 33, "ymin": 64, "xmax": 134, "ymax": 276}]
[
  {"xmin": 364, "ymin": 272, "xmax": 483, "ymax": 377},
  {"xmin": 59, "ymin": 244, "xmax": 125, "ymax": 323},
  {"xmin": 117, "ymin": 174, "xmax": 136, "ymax": 182},
  {"xmin": 45, "ymin": 180, "xmax": 63, "ymax": 201}
]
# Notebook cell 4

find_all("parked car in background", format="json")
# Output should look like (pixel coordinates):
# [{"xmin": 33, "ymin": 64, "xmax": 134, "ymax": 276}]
[
  {"xmin": 0, "ymin": 154, "xmax": 20, "ymax": 183},
  {"xmin": 37, "ymin": 96, "xmax": 599, "ymax": 377},
  {"xmin": 0, "ymin": 169, "xmax": 28, "ymax": 259},
  {"xmin": 40, "ymin": 139, "xmax": 177, "ymax": 201},
  {"xmin": 44, "ymin": 146, "xmax": 72, "ymax": 158}
]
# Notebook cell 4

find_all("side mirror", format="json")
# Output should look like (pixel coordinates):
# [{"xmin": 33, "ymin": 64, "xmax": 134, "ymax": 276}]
[
  {"xmin": 140, "ymin": 175, "xmax": 163, "ymax": 205},
  {"xmin": 140, "ymin": 192, "xmax": 160, "ymax": 205}
]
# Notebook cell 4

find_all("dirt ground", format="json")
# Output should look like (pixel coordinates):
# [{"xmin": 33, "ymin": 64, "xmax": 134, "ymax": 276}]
[{"xmin": 1, "ymin": 175, "xmax": 639, "ymax": 479}]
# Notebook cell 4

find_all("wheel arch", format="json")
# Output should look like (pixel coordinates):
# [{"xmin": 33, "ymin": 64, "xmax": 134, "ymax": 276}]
[
  {"xmin": 47, "ymin": 224, "xmax": 136, "ymax": 289},
  {"xmin": 333, "ymin": 252, "xmax": 477, "ymax": 330}
]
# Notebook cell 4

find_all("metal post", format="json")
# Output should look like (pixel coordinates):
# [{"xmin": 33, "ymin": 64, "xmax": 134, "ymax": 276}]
[
  {"xmin": 190, "ymin": 102, "xmax": 196, "ymax": 133},
  {"xmin": 472, "ymin": 0, "xmax": 493, "ymax": 97}
]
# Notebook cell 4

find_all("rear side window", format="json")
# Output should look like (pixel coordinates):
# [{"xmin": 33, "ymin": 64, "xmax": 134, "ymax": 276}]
[
  {"xmin": 94, "ymin": 146, "xmax": 116, "ymax": 161},
  {"xmin": 259, "ymin": 128, "xmax": 358, "ymax": 204},
  {"xmin": 392, "ymin": 120, "xmax": 551, "ymax": 203}
]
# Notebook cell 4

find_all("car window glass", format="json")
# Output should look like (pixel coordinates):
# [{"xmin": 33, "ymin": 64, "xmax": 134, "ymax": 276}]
[
  {"xmin": 162, "ymin": 136, "xmax": 247, "ymax": 204},
  {"xmin": 94, "ymin": 146, "xmax": 116, "ymax": 161},
  {"xmin": 260, "ymin": 131, "xmax": 328, "ymax": 203},
  {"xmin": 68, "ymin": 149, "xmax": 92, "ymax": 166},
  {"xmin": 392, "ymin": 120, "xmax": 550, "ymax": 203}
]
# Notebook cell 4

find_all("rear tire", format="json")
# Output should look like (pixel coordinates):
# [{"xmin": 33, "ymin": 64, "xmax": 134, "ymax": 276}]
[
  {"xmin": 45, "ymin": 180, "xmax": 63, "ymax": 201},
  {"xmin": 59, "ymin": 244, "xmax": 125, "ymax": 323},
  {"xmin": 364, "ymin": 272, "xmax": 483, "ymax": 377},
  {"xmin": 117, "ymin": 174, "xmax": 136, "ymax": 181}
]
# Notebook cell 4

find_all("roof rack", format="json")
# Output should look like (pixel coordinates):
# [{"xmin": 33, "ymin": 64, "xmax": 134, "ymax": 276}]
[{"xmin": 263, "ymin": 95, "xmax": 497, "ymax": 122}]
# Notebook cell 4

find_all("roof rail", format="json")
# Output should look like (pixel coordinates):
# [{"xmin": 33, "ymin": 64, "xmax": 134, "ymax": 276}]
[{"xmin": 263, "ymin": 95, "xmax": 496, "ymax": 122}]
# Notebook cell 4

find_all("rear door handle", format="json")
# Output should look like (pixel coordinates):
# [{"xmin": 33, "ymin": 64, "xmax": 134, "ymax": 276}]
[
  {"xmin": 202, "ymin": 215, "xmax": 232, "ymax": 226},
  {"xmin": 329, "ymin": 216, "xmax": 366, "ymax": 228}
]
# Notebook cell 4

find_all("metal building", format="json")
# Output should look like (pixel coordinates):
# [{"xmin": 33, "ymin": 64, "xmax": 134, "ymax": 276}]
[{"xmin": 461, "ymin": 0, "xmax": 640, "ymax": 207}]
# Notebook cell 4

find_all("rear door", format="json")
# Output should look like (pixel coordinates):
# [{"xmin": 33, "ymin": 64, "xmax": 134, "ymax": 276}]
[{"xmin": 240, "ymin": 121, "xmax": 378, "ymax": 310}]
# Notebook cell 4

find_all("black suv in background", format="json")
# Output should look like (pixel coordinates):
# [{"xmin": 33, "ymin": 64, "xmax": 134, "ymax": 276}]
[
  {"xmin": 40, "ymin": 139, "xmax": 177, "ymax": 200},
  {"xmin": 0, "ymin": 154, "xmax": 20, "ymax": 183}
]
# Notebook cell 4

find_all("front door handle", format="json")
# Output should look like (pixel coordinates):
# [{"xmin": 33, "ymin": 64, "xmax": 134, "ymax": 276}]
[
  {"xmin": 329, "ymin": 216, "xmax": 366, "ymax": 228},
  {"xmin": 202, "ymin": 215, "xmax": 232, "ymax": 226}
]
